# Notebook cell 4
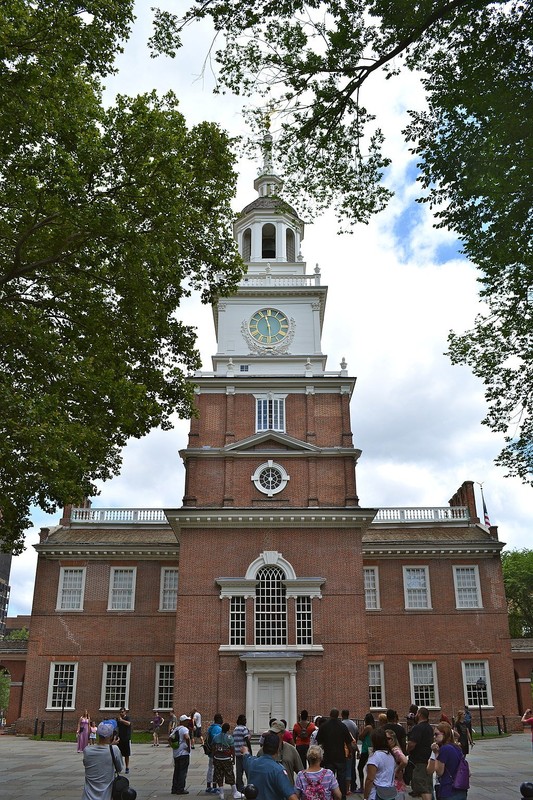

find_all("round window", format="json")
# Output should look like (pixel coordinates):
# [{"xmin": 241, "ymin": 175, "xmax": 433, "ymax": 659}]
[{"xmin": 251, "ymin": 460, "xmax": 290, "ymax": 497}]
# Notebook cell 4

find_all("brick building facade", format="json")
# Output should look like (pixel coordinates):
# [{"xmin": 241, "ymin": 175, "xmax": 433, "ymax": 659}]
[{"xmin": 14, "ymin": 151, "xmax": 521, "ymax": 734}]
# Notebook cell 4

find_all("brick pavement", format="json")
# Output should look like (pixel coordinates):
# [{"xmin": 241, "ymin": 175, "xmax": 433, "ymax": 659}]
[{"xmin": 0, "ymin": 734, "xmax": 531, "ymax": 800}]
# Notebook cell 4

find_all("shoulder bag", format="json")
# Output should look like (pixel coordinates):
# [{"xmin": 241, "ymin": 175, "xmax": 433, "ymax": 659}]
[{"xmin": 110, "ymin": 745, "xmax": 136, "ymax": 800}]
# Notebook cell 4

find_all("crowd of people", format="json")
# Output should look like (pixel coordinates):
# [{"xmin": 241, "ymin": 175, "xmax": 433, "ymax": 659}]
[
  {"xmin": 167, "ymin": 705, "xmax": 477, "ymax": 800},
  {"xmin": 78, "ymin": 701, "xmax": 501, "ymax": 800}
]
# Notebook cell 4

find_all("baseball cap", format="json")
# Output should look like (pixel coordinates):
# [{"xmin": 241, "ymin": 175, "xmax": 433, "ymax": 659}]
[
  {"xmin": 97, "ymin": 722, "xmax": 115, "ymax": 738},
  {"xmin": 179, "ymin": 714, "xmax": 189, "ymax": 722},
  {"xmin": 269, "ymin": 720, "xmax": 285, "ymax": 733}
]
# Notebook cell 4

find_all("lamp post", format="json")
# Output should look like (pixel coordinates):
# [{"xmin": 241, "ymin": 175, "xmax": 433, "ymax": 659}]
[
  {"xmin": 58, "ymin": 679, "xmax": 67, "ymax": 739},
  {"xmin": 476, "ymin": 677, "xmax": 486, "ymax": 737}
]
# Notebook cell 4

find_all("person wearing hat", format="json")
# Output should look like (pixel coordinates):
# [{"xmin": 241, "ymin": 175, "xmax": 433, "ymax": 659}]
[
  {"xmin": 82, "ymin": 721, "xmax": 124, "ymax": 800},
  {"xmin": 170, "ymin": 715, "xmax": 192, "ymax": 795},
  {"xmin": 242, "ymin": 732, "xmax": 298, "ymax": 800},
  {"xmin": 257, "ymin": 720, "xmax": 303, "ymax": 785}
]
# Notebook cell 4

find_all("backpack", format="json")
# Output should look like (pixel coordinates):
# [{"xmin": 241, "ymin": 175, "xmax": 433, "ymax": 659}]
[
  {"xmin": 451, "ymin": 755, "xmax": 470, "ymax": 791},
  {"xmin": 299, "ymin": 722, "xmax": 311, "ymax": 741},
  {"xmin": 301, "ymin": 769, "xmax": 327, "ymax": 800},
  {"xmin": 168, "ymin": 728, "xmax": 180, "ymax": 750}
]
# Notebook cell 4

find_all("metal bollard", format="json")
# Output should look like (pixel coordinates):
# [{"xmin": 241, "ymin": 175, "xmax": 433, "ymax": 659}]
[
  {"xmin": 33, "ymin": 718, "xmax": 38, "ymax": 737},
  {"xmin": 40, "ymin": 721, "xmax": 45, "ymax": 739}
]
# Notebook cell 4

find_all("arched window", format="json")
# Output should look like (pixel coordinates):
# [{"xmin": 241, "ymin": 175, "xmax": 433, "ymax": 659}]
[
  {"xmin": 255, "ymin": 566, "xmax": 286, "ymax": 645},
  {"xmin": 286, "ymin": 229, "xmax": 295, "ymax": 262},
  {"xmin": 242, "ymin": 228, "xmax": 252, "ymax": 262},
  {"xmin": 262, "ymin": 224, "xmax": 276, "ymax": 258}
]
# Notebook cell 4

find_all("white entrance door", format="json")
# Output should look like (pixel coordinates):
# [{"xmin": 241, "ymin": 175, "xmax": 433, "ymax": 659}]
[{"xmin": 257, "ymin": 677, "xmax": 285, "ymax": 732}]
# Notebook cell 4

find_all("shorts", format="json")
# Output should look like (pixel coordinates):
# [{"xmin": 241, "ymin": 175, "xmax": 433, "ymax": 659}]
[
  {"xmin": 213, "ymin": 758, "xmax": 236, "ymax": 786},
  {"xmin": 118, "ymin": 740, "xmax": 131, "ymax": 757},
  {"xmin": 195, "ymin": 727, "xmax": 202, "ymax": 738},
  {"xmin": 411, "ymin": 763, "xmax": 433, "ymax": 796}
]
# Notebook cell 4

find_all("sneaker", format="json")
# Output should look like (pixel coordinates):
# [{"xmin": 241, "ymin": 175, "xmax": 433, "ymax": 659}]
[{"xmin": 125, "ymin": 769, "xmax": 129, "ymax": 774}]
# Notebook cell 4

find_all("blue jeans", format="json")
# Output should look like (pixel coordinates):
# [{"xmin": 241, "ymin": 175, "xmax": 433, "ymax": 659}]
[{"xmin": 172, "ymin": 755, "xmax": 190, "ymax": 793}]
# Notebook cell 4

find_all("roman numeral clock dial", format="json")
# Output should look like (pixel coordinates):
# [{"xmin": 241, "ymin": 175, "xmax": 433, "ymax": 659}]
[{"xmin": 248, "ymin": 308, "xmax": 290, "ymax": 345}]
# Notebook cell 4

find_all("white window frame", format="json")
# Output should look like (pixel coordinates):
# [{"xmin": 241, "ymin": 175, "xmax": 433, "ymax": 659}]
[
  {"xmin": 230, "ymin": 596, "xmax": 246, "ymax": 646},
  {"xmin": 100, "ymin": 663, "xmax": 130, "ymax": 710},
  {"xmin": 46, "ymin": 662, "xmax": 78, "ymax": 710},
  {"xmin": 255, "ymin": 394, "xmax": 286, "ymax": 432},
  {"xmin": 159, "ymin": 567, "xmax": 179, "ymax": 612},
  {"xmin": 296, "ymin": 596, "xmax": 313, "ymax": 645},
  {"xmin": 155, "ymin": 663, "xmax": 174, "ymax": 710},
  {"xmin": 409, "ymin": 661, "xmax": 440, "ymax": 708},
  {"xmin": 108, "ymin": 567, "xmax": 137, "ymax": 611},
  {"xmin": 453, "ymin": 566, "xmax": 482, "ymax": 609},
  {"xmin": 462, "ymin": 661, "xmax": 493, "ymax": 707},
  {"xmin": 56, "ymin": 567, "xmax": 86, "ymax": 611},
  {"xmin": 368, "ymin": 662, "xmax": 385, "ymax": 709},
  {"xmin": 403, "ymin": 566, "xmax": 432, "ymax": 610},
  {"xmin": 364, "ymin": 567, "xmax": 380, "ymax": 610}
]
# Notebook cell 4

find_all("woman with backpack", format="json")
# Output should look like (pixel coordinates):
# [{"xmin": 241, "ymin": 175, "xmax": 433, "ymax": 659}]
[
  {"xmin": 430, "ymin": 723, "xmax": 469, "ymax": 800},
  {"xmin": 295, "ymin": 744, "xmax": 342, "ymax": 800},
  {"xmin": 294, "ymin": 711, "xmax": 317, "ymax": 768}
]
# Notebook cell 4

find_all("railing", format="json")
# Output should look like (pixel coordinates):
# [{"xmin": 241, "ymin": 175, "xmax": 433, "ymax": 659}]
[
  {"xmin": 70, "ymin": 508, "xmax": 167, "ymax": 524},
  {"xmin": 69, "ymin": 506, "xmax": 469, "ymax": 524},
  {"xmin": 240, "ymin": 272, "xmax": 321, "ymax": 288},
  {"xmin": 373, "ymin": 506, "xmax": 469, "ymax": 523}
]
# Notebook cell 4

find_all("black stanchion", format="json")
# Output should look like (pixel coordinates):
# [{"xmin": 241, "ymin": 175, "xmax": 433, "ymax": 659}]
[
  {"xmin": 33, "ymin": 718, "xmax": 38, "ymax": 737},
  {"xmin": 502, "ymin": 714, "xmax": 507, "ymax": 733},
  {"xmin": 496, "ymin": 717, "xmax": 502, "ymax": 735},
  {"xmin": 40, "ymin": 721, "xmax": 45, "ymax": 739}
]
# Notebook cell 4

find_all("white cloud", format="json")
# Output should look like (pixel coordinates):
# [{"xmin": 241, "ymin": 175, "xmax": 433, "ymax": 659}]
[{"xmin": 8, "ymin": 3, "xmax": 531, "ymax": 617}]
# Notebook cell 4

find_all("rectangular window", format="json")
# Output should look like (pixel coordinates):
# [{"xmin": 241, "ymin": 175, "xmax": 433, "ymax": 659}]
[
  {"xmin": 230, "ymin": 597, "xmax": 246, "ymax": 646},
  {"xmin": 101, "ymin": 663, "xmax": 130, "ymax": 710},
  {"xmin": 240, "ymin": 365, "xmax": 249, "ymax": 372},
  {"xmin": 47, "ymin": 662, "xmax": 77, "ymax": 709},
  {"xmin": 255, "ymin": 567, "xmax": 287, "ymax": 645},
  {"xmin": 256, "ymin": 397, "xmax": 285, "ymax": 432},
  {"xmin": 57, "ymin": 567, "xmax": 86, "ymax": 611},
  {"xmin": 160, "ymin": 568, "xmax": 179, "ymax": 611},
  {"xmin": 364, "ymin": 567, "xmax": 380, "ymax": 610},
  {"xmin": 156, "ymin": 664, "xmax": 174, "ymax": 710},
  {"xmin": 410, "ymin": 662, "xmax": 438, "ymax": 707},
  {"xmin": 296, "ymin": 596, "xmax": 313, "ymax": 645},
  {"xmin": 453, "ymin": 566, "xmax": 482, "ymax": 609},
  {"xmin": 404, "ymin": 566, "xmax": 431, "ymax": 609},
  {"xmin": 368, "ymin": 662, "xmax": 384, "ymax": 709},
  {"xmin": 108, "ymin": 567, "xmax": 136, "ymax": 611},
  {"xmin": 462, "ymin": 661, "xmax": 492, "ymax": 707}
]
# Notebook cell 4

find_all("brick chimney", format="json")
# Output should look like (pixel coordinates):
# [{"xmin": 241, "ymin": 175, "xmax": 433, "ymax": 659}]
[
  {"xmin": 59, "ymin": 498, "xmax": 92, "ymax": 527},
  {"xmin": 449, "ymin": 480, "xmax": 479, "ymax": 523}
]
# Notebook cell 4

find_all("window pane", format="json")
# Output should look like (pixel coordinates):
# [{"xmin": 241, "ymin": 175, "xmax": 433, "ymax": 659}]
[
  {"xmin": 464, "ymin": 662, "xmax": 489, "ymax": 706},
  {"xmin": 103, "ymin": 664, "xmax": 128, "ymax": 709},
  {"xmin": 412, "ymin": 662, "xmax": 435, "ymax": 706},
  {"xmin": 256, "ymin": 398, "xmax": 285, "ymax": 432},
  {"xmin": 405, "ymin": 568, "xmax": 429, "ymax": 608},
  {"xmin": 50, "ymin": 663, "xmax": 76, "ymax": 708},
  {"xmin": 455, "ymin": 567, "xmax": 480, "ymax": 608},
  {"xmin": 60, "ymin": 569, "xmax": 84, "ymax": 610},
  {"xmin": 161, "ymin": 569, "xmax": 178, "ymax": 611},
  {"xmin": 255, "ymin": 566, "xmax": 287, "ymax": 645},
  {"xmin": 230, "ymin": 597, "xmax": 246, "ymax": 645},
  {"xmin": 157, "ymin": 664, "xmax": 174, "ymax": 709},
  {"xmin": 364, "ymin": 568, "xmax": 378, "ymax": 610},
  {"xmin": 369, "ymin": 663, "xmax": 383, "ymax": 708},
  {"xmin": 110, "ymin": 569, "xmax": 135, "ymax": 610},
  {"xmin": 296, "ymin": 596, "xmax": 312, "ymax": 645}
]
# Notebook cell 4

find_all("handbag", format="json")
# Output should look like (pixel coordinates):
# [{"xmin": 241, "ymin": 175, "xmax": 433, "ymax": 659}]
[
  {"xmin": 110, "ymin": 745, "xmax": 136, "ymax": 800},
  {"xmin": 376, "ymin": 787, "xmax": 397, "ymax": 800},
  {"xmin": 403, "ymin": 759, "xmax": 414, "ymax": 786}
]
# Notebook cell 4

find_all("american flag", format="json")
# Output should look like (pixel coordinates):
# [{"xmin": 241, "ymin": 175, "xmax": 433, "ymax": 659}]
[{"xmin": 481, "ymin": 489, "xmax": 491, "ymax": 526}]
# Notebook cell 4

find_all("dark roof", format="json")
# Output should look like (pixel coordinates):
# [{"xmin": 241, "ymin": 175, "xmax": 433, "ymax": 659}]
[{"xmin": 239, "ymin": 196, "xmax": 301, "ymax": 220}]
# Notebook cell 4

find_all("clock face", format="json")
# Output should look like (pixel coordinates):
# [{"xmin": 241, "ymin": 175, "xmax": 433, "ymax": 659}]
[{"xmin": 249, "ymin": 308, "xmax": 289, "ymax": 345}]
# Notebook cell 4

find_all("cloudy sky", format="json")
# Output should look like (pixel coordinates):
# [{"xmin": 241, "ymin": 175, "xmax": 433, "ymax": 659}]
[{"xmin": 8, "ymin": 3, "xmax": 531, "ymax": 617}]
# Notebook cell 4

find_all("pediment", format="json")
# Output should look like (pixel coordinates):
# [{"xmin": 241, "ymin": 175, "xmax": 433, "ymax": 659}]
[{"xmin": 223, "ymin": 431, "xmax": 320, "ymax": 453}]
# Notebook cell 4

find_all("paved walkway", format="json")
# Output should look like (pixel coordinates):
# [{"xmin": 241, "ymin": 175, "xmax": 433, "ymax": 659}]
[{"xmin": 0, "ymin": 734, "xmax": 531, "ymax": 799}]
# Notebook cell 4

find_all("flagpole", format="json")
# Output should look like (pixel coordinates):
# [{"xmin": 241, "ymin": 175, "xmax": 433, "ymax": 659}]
[{"xmin": 477, "ymin": 482, "xmax": 491, "ymax": 526}]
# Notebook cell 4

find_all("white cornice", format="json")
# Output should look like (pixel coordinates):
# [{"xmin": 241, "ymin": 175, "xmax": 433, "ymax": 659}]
[
  {"xmin": 362, "ymin": 542, "xmax": 503, "ymax": 557},
  {"xmin": 165, "ymin": 508, "xmax": 377, "ymax": 533},
  {"xmin": 34, "ymin": 544, "xmax": 179, "ymax": 560},
  {"xmin": 179, "ymin": 446, "xmax": 361, "ymax": 460}
]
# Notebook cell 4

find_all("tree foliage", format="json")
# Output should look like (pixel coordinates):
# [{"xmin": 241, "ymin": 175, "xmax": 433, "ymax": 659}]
[
  {"xmin": 0, "ymin": 1, "xmax": 244, "ymax": 554},
  {"xmin": 501, "ymin": 549, "xmax": 533, "ymax": 638},
  {"xmin": 4, "ymin": 626, "xmax": 29, "ymax": 640},
  {"xmin": 168, "ymin": 0, "xmax": 533, "ymax": 481}
]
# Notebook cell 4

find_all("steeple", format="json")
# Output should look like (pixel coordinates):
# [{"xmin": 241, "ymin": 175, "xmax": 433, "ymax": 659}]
[{"xmin": 234, "ymin": 131, "xmax": 305, "ymax": 267}]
